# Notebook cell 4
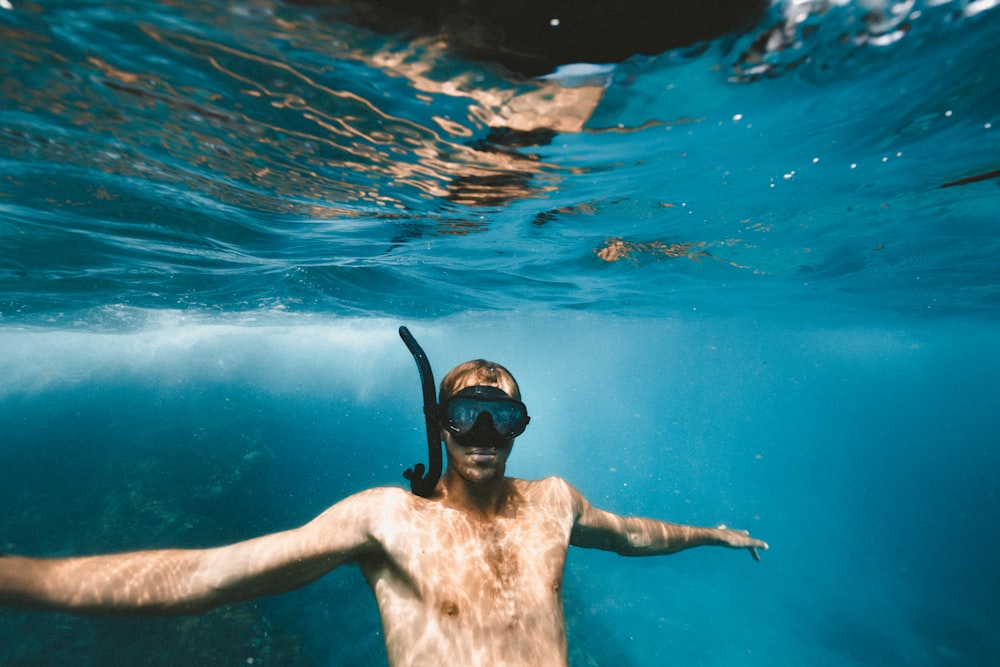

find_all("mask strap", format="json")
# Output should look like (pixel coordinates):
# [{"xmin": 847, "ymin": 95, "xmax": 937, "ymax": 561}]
[{"xmin": 398, "ymin": 326, "xmax": 442, "ymax": 497}]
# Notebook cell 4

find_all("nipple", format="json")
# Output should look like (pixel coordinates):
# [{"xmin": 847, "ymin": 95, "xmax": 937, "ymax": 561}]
[{"xmin": 440, "ymin": 599, "xmax": 459, "ymax": 617}]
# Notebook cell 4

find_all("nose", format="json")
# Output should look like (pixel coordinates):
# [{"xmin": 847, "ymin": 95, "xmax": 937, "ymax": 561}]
[
  {"xmin": 455, "ymin": 411, "xmax": 502, "ymax": 444},
  {"xmin": 472, "ymin": 411, "xmax": 495, "ymax": 429}
]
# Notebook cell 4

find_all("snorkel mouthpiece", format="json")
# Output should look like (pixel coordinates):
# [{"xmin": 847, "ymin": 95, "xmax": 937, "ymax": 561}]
[{"xmin": 398, "ymin": 326, "xmax": 442, "ymax": 498}]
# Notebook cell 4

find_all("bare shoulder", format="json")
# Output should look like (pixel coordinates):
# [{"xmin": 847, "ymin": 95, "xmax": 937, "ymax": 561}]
[
  {"xmin": 307, "ymin": 486, "xmax": 415, "ymax": 528},
  {"xmin": 352, "ymin": 485, "xmax": 416, "ymax": 506},
  {"xmin": 509, "ymin": 476, "xmax": 580, "ymax": 515},
  {"xmin": 517, "ymin": 476, "xmax": 584, "ymax": 500}
]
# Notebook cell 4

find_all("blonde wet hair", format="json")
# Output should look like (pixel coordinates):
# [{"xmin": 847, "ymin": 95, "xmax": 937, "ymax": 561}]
[{"xmin": 439, "ymin": 359, "xmax": 521, "ymax": 403}]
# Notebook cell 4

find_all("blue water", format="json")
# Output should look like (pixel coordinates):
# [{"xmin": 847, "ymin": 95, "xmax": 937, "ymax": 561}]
[{"xmin": 1, "ymin": 0, "xmax": 998, "ymax": 665}]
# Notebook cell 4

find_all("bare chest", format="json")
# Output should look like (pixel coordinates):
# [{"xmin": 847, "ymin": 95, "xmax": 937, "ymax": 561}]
[{"xmin": 369, "ymin": 504, "xmax": 573, "ymax": 625}]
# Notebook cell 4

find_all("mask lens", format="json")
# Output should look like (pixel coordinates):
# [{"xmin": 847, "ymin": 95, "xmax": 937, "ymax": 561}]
[
  {"xmin": 442, "ymin": 394, "xmax": 530, "ymax": 439},
  {"xmin": 486, "ymin": 401, "xmax": 529, "ymax": 436}
]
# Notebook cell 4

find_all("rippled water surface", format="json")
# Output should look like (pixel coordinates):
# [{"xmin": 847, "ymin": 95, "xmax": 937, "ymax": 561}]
[{"xmin": 1, "ymin": 0, "xmax": 996, "ymax": 322}]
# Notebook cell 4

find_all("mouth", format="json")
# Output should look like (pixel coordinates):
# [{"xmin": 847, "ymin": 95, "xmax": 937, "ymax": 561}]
[{"xmin": 467, "ymin": 448, "xmax": 500, "ymax": 463}]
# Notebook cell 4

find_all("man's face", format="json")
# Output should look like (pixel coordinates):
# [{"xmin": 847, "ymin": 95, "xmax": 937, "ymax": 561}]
[{"xmin": 442, "ymin": 381, "xmax": 516, "ymax": 485}]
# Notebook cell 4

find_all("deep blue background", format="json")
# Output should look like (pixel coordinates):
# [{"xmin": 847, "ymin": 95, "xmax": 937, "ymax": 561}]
[{"xmin": 2, "ymin": 315, "xmax": 997, "ymax": 665}]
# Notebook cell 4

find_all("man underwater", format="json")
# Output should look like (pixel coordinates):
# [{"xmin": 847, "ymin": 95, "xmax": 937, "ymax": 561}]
[{"xmin": 0, "ymin": 350, "xmax": 767, "ymax": 667}]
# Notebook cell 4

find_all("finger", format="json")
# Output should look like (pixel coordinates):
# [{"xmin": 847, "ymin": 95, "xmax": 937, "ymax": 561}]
[{"xmin": 750, "ymin": 546, "xmax": 761, "ymax": 562}]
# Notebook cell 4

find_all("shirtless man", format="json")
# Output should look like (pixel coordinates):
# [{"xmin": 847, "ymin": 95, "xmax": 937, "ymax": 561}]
[{"xmin": 0, "ymin": 359, "xmax": 767, "ymax": 667}]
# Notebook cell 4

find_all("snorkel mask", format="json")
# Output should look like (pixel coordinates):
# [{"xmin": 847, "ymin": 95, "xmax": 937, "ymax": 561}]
[
  {"xmin": 440, "ymin": 385, "xmax": 530, "ymax": 444},
  {"xmin": 398, "ymin": 326, "xmax": 530, "ymax": 497}
]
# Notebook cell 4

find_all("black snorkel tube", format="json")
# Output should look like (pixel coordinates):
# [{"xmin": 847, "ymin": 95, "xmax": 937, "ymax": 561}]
[{"xmin": 398, "ymin": 326, "xmax": 442, "ymax": 497}]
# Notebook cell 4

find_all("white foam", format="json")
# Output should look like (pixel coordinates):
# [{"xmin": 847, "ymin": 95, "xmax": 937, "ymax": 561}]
[{"xmin": 0, "ymin": 312, "xmax": 444, "ymax": 399}]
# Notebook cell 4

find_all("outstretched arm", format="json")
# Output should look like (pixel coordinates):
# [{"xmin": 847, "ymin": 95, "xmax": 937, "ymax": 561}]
[
  {"xmin": 567, "ymin": 484, "xmax": 767, "ymax": 561},
  {"xmin": 0, "ymin": 489, "xmax": 386, "ymax": 615}
]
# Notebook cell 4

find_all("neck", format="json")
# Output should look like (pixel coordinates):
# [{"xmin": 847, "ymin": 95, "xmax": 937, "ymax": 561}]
[{"xmin": 439, "ymin": 468, "xmax": 510, "ymax": 517}]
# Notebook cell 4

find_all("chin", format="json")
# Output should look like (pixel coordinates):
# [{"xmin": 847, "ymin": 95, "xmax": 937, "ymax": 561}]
[{"xmin": 464, "ymin": 465, "xmax": 506, "ymax": 485}]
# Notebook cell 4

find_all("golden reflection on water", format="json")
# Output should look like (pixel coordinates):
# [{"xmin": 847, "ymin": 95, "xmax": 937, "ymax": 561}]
[
  {"xmin": 595, "ymin": 238, "xmax": 707, "ymax": 263},
  {"xmin": 1, "ymin": 3, "xmax": 607, "ymax": 217},
  {"xmin": 593, "ymin": 237, "xmax": 752, "ymax": 271}
]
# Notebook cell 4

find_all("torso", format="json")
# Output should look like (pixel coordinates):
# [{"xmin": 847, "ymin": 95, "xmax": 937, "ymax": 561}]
[{"xmin": 357, "ymin": 477, "xmax": 577, "ymax": 667}]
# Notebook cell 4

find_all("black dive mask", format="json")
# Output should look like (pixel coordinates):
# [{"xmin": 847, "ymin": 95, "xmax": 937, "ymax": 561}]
[{"xmin": 440, "ymin": 385, "xmax": 530, "ymax": 444}]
